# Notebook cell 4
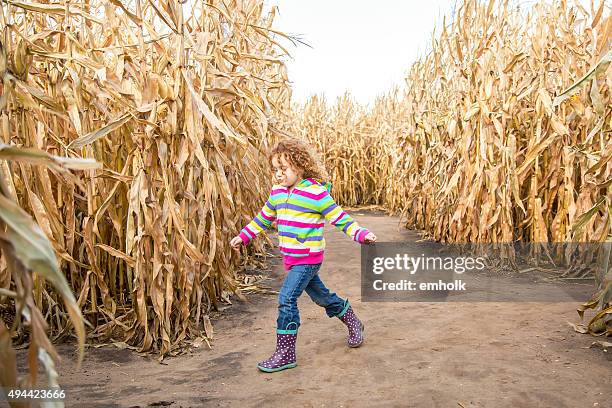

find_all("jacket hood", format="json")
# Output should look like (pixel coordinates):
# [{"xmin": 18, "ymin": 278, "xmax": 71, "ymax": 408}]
[{"xmin": 307, "ymin": 178, "xmax": 331, "ymax": 193}]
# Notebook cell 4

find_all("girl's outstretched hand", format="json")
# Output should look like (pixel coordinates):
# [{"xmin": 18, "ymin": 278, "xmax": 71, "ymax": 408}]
[
  {"xmin": 364, "ymin": 232, "xmax": 377, "ymax": 244},
  {"xmin": 230, "ymin": 236, "xmax": 243, "ymax": 250}
]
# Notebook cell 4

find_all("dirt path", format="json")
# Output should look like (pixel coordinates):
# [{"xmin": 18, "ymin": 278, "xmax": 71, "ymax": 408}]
[{"xmin": 21, "ymin": 211, "xmax": 611, "ymax": 407}]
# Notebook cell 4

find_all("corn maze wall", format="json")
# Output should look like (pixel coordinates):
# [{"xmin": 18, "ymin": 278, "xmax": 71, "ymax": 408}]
[{"xmin": 0, "ymin": 0, "xmax": 292, "ymax": 363}]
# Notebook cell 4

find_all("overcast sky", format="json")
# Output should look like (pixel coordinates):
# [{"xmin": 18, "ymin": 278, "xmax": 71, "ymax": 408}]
[
  {"xmin": 266, "ymin": 0, "xmax": 459, "ymax": 106},
  {"xmin": 265, "ymin": 0, "xmax": 605, "ymax": 106}
]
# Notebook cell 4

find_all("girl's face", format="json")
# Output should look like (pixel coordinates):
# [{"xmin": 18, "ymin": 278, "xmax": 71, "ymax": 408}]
[{"xmin": 272, "ymin": 154, "xmax": 303, "ymax": 188}]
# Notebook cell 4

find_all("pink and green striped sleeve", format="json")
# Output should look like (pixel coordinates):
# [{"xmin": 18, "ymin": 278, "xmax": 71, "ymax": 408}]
[
  {"xmin": 318, "ymin": 189, "xmax": 370, "ymax": 243},
  {"xmin": 239, "ymin": 190, "xmax": 277, "ymax": 245}
]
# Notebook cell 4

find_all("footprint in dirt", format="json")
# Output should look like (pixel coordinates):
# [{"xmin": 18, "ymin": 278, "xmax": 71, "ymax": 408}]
[{"xmin": 200, "ymin": 351, "xmax": 247, "ymax": 378}]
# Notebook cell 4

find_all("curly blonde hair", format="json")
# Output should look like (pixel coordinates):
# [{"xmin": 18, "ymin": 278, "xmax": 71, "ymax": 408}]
[{"xmin": 268, "ymin": 138, "xmax": 329, "ymax": 182}]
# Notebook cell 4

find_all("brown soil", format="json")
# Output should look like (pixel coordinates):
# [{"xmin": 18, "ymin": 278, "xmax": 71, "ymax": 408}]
[{"xmin": 14, "ymin": 211, "xmax": 612, "ymax": 408}]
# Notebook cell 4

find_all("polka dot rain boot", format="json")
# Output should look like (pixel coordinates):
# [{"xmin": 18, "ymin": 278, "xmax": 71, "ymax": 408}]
[
  {"xmin": 257, "ymin": 332, "xmax": 298, "ymax": 373},
  {"xmin": 337, "ymin": 301, "xmax": 364, "ymax": 348}
]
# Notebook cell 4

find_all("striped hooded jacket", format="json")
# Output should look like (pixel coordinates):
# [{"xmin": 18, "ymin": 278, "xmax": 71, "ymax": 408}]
[{"xmin": 239, "ymin": 178, "xmax": 371, "ymax": 271}]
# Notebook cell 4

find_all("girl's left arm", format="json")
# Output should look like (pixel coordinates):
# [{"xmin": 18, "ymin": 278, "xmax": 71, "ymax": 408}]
[{"xmin": 318, "ymin": 190, "xmax": 371, "ymax": 243}]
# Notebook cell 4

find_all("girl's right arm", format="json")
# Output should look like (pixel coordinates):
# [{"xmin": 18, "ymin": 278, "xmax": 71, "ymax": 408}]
[{"xmin": 237, "ymin": 190, "xmax": 278, "ymax": 245}]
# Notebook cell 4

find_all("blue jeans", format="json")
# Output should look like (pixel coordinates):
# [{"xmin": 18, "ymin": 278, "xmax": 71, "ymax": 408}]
[{"xmin": 277, "ymin": 263, "xmax": 347, "ymax": 333}]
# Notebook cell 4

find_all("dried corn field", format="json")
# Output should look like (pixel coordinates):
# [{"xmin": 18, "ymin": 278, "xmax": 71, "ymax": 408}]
[
  {"xmin": 394, "ymin": 0, "xmax": 611, "ymax": 245},
  {"xmin": 0, "ymin": 0, "xmax": 611, "ymax": 403},
  {"xmin": 291, "ymin": 0, "xmax": 611, "ymax": 336},
  {"xmin": 289, "ymin": 91, "xmax": 406, "ymax": 207},
  {"xmin": 0, "ymin": 0, "xmax": 297, "ymax": 390}
]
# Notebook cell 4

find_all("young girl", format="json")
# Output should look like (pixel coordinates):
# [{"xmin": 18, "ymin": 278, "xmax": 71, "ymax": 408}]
[{"xmin": 230, "ymin": 138, "xmax": 377, "ymax": 373}]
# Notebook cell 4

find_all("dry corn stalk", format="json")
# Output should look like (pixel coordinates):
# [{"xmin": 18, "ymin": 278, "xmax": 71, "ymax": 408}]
[
  {"xmin": 288, "ymin": 91, "xmax": 401, "ymax": 207},
  {"xmin": 0, "ymin": 0, "xmax": 292, "ymax": 362},
  {"xmin": 0, "ymin": 145, "xmax": 96, "ymax": 407},
  {"xmin": 395, "ymin": 0, "xmax": 610, "ymax": 245}
]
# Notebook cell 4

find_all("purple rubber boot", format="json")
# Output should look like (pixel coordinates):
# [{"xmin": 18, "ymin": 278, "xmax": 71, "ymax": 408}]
[
  {"xmin": 257, "ymin": 332, "xmax": 298, "ymax": 372},
  {"xmin": 338, "ymin": 302, "xmax": 364, "ymax": 348}
]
